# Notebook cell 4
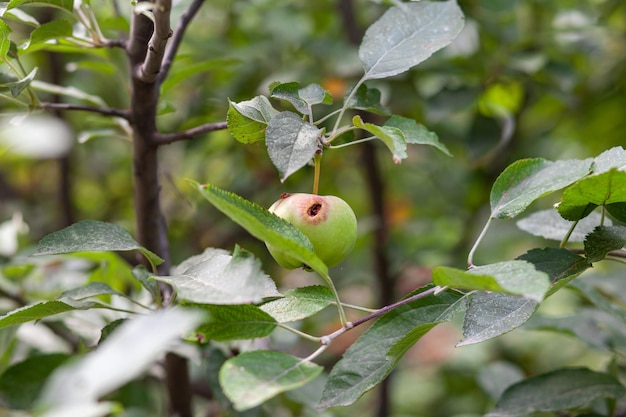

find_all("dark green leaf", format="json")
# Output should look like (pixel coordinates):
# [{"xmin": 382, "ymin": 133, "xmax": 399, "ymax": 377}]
[
  {"xmin": 359, "ymin": 0, "xmax": 464, "ymax": 80},
  {"xmin": 487, "ymin": 368, "xmax": 625, "ymax": 416},
  {"xmin": 266, "ymin": 111, "xmax": 322, "ymax": 182},
  {"xmin": 33, "ymin": 220, "xmax": 164, "ymax": 267},
  {"xmin": 352, "ymin": 115, "xmax": 406, "ymax": 163},
  {"xmin": 7, "ymin": 0, "xmax": 74, "ymax": 12},
  {"xmin": 490, "ymin": 158, "xmax": 592, "ymax": 219},
  {"xmin": 433, "ymin": 260, "xmax": 550, "ymax": 302},
  {"xmin": 584, "ymin": 225, "xmax": 626, "ymax": 263},
  {"xmin": 220, "ymin": 351, "xmax": 323, "ymax": 411},
  {"xmin": 227, "ymin": 96, "xmax": 279, "ymax": 144},
  {"xmin": 0, "ymin": 298, "xmax": 103, "ymax": 330},
  {"xmin": 458, "ymin": 292, "xmax": 537, "ymax": 346},
  {"xmin": 98, "ymin": 319, "xmax": 126, "ymax": 344},
  {"xmin": 270, "ymin": 82, "xmax": 331, "ymax": 115},
  {"xmin": 194, "ymin": 304, "xmax": 276, "ymax": 342},
  {"xmin": 155, "ymin": 246, "xmax": 280, "ymax": 305},
  {"xmin": 558, "ymin": 169, "xmax": 626, "ymax": 221},
  {"xmin": 384, "ymin": 115, "xmax": 451, "ymax": 156},
  {"xmin": 319, "ymin": 286, "xmax": 464, "ymax": 408},
  {"xmin": 0, "ymin": 353, "xmax": 71, "ymax": 409},
  {"xmin": 606, "ymin": 202, "xmax": 626, "ymax": 223},
  {"xmin": 260, "ymin": 285, "xmax": 334, "ymax": 322},
  {"xmin": 344, "ymin": 84, "xmax": 389, "ymax": 116},
  {"xmin": 516, "ymin": 247, "xmax": 589, "ymax": 296},
  {"xmin": 192, "ymin": 182, "xmax": 328, "ymax": 277}
]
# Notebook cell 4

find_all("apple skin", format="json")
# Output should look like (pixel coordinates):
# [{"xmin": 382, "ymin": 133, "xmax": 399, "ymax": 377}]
[{"xmin": 266, "ymin": 193, "xmax": 357, "ymax": 269}]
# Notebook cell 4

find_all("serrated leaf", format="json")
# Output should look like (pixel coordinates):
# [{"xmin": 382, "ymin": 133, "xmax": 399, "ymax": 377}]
[
  {"xmin": 220, "ymin": 350, "xmax": 323, "ymax": 411},
  {"xmin": 558, "ymin": 169, "xmax": 626, "ymax": 221},
  {"xmin": 458, "ymin": 292, "xmax": 537, "ymax": 346},
  {"xmin": 33, "ymin": 220, "xmax": 164, "ymax": 267},
  {"xmin": 227, "ymin": 96, "xmax": 278, "ymax": 144},
  {"xmin": 22, "ymin": 19, "xmax": 72, "ymax": 52},
  {"xmin": 194, "ymin": 304, "xmax": 276, "ymax": 342},
  {"xmin": 0, "ymin": 298, "xmax": 103, "ymax": 330},
  {"xmin": 490, "ymin": 158, "xmax": 592, "ymax": 219},
  {"xmin": 38, "ymin": 308, "xmax": 202, "ymax": 405},
  {"xmin": 7, "ymin": 0, "xmax": 74, "ymax": 12},
  {"xmin": 384, "ymin": 115, "xmax": 451, "ymax": 156},
  {"xmin": 344, "ymin": 84, "xmax": 390, "ymax": 116},
  {"xmin": 270, "ymin": 82, "xmax": 332, "ymax": 115},
  {"xmin": 359, "ymin": 0, "xmax": 464, "ymax": 80},
  {"xmin": 192, "ymin": 182, "xmax": 328, "ymax": 277},
  {"xmin": 319, "ymin": 286, "xmax": 464, "ymax": 408},
  {"xmin": 266, "ymin": 112, "xmax": 322, "ymax": 181},
  {"xmin": 584, "ymin": 226, "xmax": 626, "ymax": 263},
  {"xmin": 353, "ymin": 115, "xmax": 406, "ymax": 163},
  {"xmin": 0, "ymin": 353, "xmax": 71, "ymax": 409},
  {"xmin": 260, "ymin": 285, "xmax": 334, "ymax": 322},
  {"xmin": 487, "ymin": 368, "xmax": 625, "ymax": 417},
  {"xmin": 433, "ymin": 260, "xmax": 550, "ymax": 302},
  {"xmin": 155, "ymin": 246, "xmax": 280, "ymax": 305},
  {"xmin": 516, "ymin": 247, "xmax": 589, "ymax": 296},
  {"xmin": 516, "ymin": 209, "xmax": 610, "ymax": 242}
]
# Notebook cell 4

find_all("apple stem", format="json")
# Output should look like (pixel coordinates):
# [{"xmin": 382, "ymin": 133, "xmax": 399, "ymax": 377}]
[{"xmin": 313, "ymin": 151, "xmax": 322, "ymax": 195}]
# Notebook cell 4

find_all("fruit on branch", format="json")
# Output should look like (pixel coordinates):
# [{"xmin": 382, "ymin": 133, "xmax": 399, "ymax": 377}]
[{"xmin": 267, "ymin": 193, "xmax": 358, "ymax": 269}]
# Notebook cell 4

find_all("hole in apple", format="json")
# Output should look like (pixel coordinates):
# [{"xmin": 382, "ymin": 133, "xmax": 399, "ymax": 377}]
[{"xmin": 308, "ymin": 203, "xmax": 322, "ymax": 217}]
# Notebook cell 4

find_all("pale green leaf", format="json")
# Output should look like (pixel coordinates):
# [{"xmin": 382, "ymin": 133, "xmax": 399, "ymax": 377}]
[
  {"xmin": 22, "ymin": 19, "xmax": 72, "ymax": 52},
  {"xmin": 33, "ymin": 220, "xmax": 163, "ymax": 267},
  {"xmin": 270, "ymin": 82, "xmax": 332, "ymax": 115},
  {"xmin": 266, "ymin": 112, "xmax": 322, "ymax": 182},
  {"xmin": 0, "ymin": 21, "xmax": 12, "ymax": 60},
  {"xmin": 194, "ymin": 304, "xmax": 276, "ymax": 342},
  {"xmin": 516, "ymin": 209, "xmax": 609, "ymax": 242},
  {"xmin": 359, "ymin": 0, "xmax": 464, "ymax": 80},
  {"xmin": 344, "ymin": 84, "xmax": 390, "ymax": 115},
  {"xmin": 384, "ymin": 115, "xmax": 451, "ymax": 156},
  {"xmin": 490, "ymin": 158, "xmax": 592, "ymax": 219},
  {"xmin": 220, "ymin": 351, "xmax": 323, "ymax": 411},
  {"xmin": 260, "ymin": 285, "xmax": 334, "ymax": 322},
  {"xmin": 353, "ymin": 115, "xmax": 406, "ymax": 163},
  {"xmin": 227, "ymin": 96, "xmax": 278, "ymax": 144},
  {"xmin": 192, "ymin": 182, "xmax": 328, "ymax": 277},
  {"xmin": 155, "ymin": 246, "xmax": 280, "ymax": 305},
  {"xmin": 487, "ymin": 368, "xmax": 625, "ymax": 417}
]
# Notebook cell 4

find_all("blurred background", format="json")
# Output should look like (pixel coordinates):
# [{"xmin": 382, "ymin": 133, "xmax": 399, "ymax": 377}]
[{"xmin": 1, "ymin": 0, "xmax": 625, "ymax": 416}]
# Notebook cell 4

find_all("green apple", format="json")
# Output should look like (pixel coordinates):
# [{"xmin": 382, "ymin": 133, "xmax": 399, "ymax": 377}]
[{"xmin": 266, "ymin": 193, "xmax": 357, "ymax": 269}]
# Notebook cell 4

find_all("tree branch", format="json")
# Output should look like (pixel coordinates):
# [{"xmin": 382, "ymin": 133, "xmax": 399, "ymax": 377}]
[
  {"xmin": 137, "ymin": 0, "xmax": 172, "ymax": 83},
  {"xmin": 153, "ymin": 121, "xmax": 227, "ymax": 145},
  {"xmin": 158, "ymin": 0, "xmax": 205, "ymax": 85},
  {"xmin": 40, "ymin": 102, "xmax": 131, "ymax": 119}
]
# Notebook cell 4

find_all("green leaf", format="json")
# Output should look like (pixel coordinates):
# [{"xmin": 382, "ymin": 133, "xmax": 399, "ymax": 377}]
[
  {"xmin": 458, "ymin": 292, "xmax": 537, "ymax": 347},
  {"xmin": 344, "ymin": 84, "xmax": 390, "ymax": 116},
  {"xmin": 131, "ymin": 265, "xmax": 159, "ymax": 300},
  {"xmin": 7, "ymin": 0, "xmax": 74, "ymax": 12},
  {"xmin": 516, "ymin": 209, "xmax": 609, "ymax": 242},
  {"xmin": 266, "ymin": 111, "xmax": 322, "ymax": 182},
  {"xmin": 33, "ymin": 220, "xmax": 163, "ymax": 267},
  {"xmin": 558, "ymin": 169, "xmax": 626, "ymax": 221},
  {"xmin": 359, "ymin": 0, "xmax": 464, "ymax": 80},
  {"xmin": 487, "ymin": 368, "xmax": 625, "ymax": 417},
  {"xmin": 584, "ymin": 226, "xmax": 626, "ymax": 263},
  {"xmin": 220, "ymin": 350, "xmax": 323, "ymax": 411},
  {"xmin": 606, "ymin": 202, "xmax": 626, "ymax": 223},
  {"xmin": 352, "ymin": 115, "xmax": 406, "ymax": 163},
  {"xmin": 270, "ymin": 82, "xmax": 332, "ymax": 115},
  {"xmin": 60, "ymin": 281, "xmax": 124, "ymax": 300},
  {"xmin": 433, "ymin": 260, "xmax": 550, "ymax": 302},
  {"xmin": 384, "ymin": 115, "xmax": 452, "ymax": 156},
  {"xmin": 0, "ymin": 67, "xmax": 37, "ymax": 97},
  {"xmin": 155, "ymin": 246, "xmax": 280, "ymax": 305},
  {"xmin": 0, "ymin": 298, "xmax": 103, "ymax": 330},
  {"xmin": 478, "ymin": 82, "xmax": 524, "ymax": 117},
  {"xmin": 194, "ymin": 304, "xmax": 276, "ymax": 342},
  {"xmin": 516, "ymin": 247, "xmax": 589, "ymax": 296},
  {"xmin": 490, "ymin": 158, "xmax": 592, "ymax": 219},
  {"xmin": 260, "ymin": 285, "xmax": 334, "ymax": 322},
  {"xmin": 32, "ymin": 80, "xmax": 107, "ymax": 106},
  {"xmin": 0, "ymin": 21, "xmax": 13, "ymax": 61},
  {"xmin": 38, "ymin": 308, "xmax": 203, "ymax": 406},
  {"xmin": 22, "ymin": 19, "xmax": 72, "ymax": 52},
  {"xmin": 0, "ymin": 353, "xmax": 71, "ymax": 409},
  {"xmin": 318, "ymin": 286, "xmax": 464, "ymax": 408},
  {"xmin": 227, "ymin": 96, "xmax": 278, "ymax": 144},
  {"xmin": 192, "ymin": 182, "xmax": 328, "ymax": 277},
  {"xmin": 591, "ymin": 146, "xmax": 626, "ymax": 173}
]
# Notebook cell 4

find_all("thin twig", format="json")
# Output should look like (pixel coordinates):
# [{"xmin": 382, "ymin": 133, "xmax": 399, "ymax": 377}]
[
  {"xmin": 153, "ymin": 121, "xmax": 227, "ymax": 145},
  {"xmin": 138, "ymin": 0, "xmax": 172, "ymax": 83},
  {"xmin": 158, "ymin": 0, "xmax": 206, "ymax": 85},
  {"xmin": 40, "ymin": 102, "xmax": 131, "ymax": 119}
]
